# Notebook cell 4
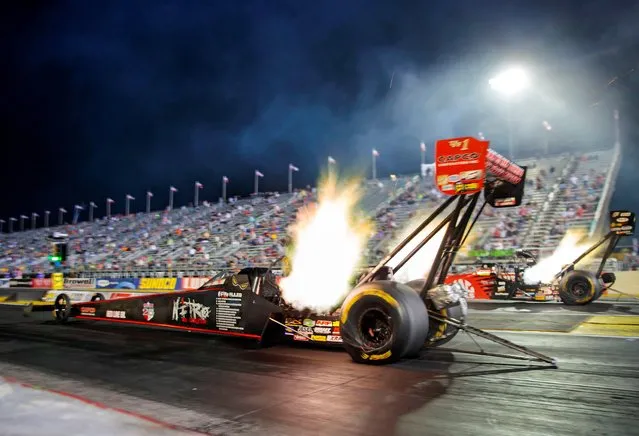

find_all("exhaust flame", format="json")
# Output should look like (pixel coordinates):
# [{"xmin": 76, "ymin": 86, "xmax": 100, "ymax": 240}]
[
  {"xmin": 280, "ymin": 173, "xmax": 372, "ymax": 313},
  {"xmin": 386, "ymin": 213, "xmax": 448, "ymax": 283},
  {"xmin": 522, "ymin": 230, "xmax": 593, "ymax": 285}
]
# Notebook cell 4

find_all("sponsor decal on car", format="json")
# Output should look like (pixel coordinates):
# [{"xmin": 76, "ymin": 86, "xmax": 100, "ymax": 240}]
[
  {"xmin": 313, "ymin": 327, "xmax": 331, "ymax": 334},
  {"xmin": 326, "ymin": 335, "xmax": 342, "ymax": 343},
  {"xmin": 110, "ymin": 292, "xmax": 134, "ymax": 299},
  {"xmin": 302, "ymin": 318, "xmax": 315, "ymax": 327},
  {"xmin": 294, "ymin": 334, "xmax": 309, "ymax": 341},
  {"xmin": 298, "ymin": 326, "xmax": 313, "ymax": 334},
  {"xmin": 285, "ymin": 318, "xmax": 301, "ymax": 326},
  {"xmin": 311, "ymin": 335, "xmax": 327, "ymax": 342},
  {"xmin": 80, "ymin": 307, "xmax": 96, "ymax": 316},
  {"xmin": 332, "ymin": 321, "xmax": 340, "ymax": 327},
  {"xmin": 106, "ymin": 310, "xmax": 126, "ymax": 319},
  {"xmin": 218, "ymin": 291, "xmax": 242, "ymax": 298},
  {"xmin": 332, "ymin": 327, "xmax": 340, "ymax": 335},
  {"xmin": 172, "ymin": 297, "xmax": 211, "ymax": 325},
  {"xmin": 142, "ymin": 302, "xmax": 155, "ymax": 321},
  {"xmin": 315, "ymin": 320, "xmax": 332, "ymax": 327}
]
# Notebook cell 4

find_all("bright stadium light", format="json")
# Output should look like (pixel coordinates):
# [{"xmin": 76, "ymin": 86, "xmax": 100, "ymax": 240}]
[
  {"xmin": 489, "ymin": 67, "xmax": 530, "ymax": 96},
  {"xmin": 488, "ymin": 67, "xmax": 530, "ymax": 160}
]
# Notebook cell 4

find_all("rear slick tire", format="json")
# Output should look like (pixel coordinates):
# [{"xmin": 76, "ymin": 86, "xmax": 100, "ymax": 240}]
[
  {"xmin": 340, "ymin": 281, "xmax": 429, "ymax": 365},
  {"xmin": 558, "ymin": 270, "xmax": 601, "ymax": 305}
]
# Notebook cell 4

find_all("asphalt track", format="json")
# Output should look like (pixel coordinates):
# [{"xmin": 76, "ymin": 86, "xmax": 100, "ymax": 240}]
[{"xmin": 1, "ymin": 301, "xmax": 639, "ymax": 436}]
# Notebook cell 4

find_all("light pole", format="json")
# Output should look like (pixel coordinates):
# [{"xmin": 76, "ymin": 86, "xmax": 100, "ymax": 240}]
[
  {"xmin": 0, "ymin": 219, "xmax": 4, "ymax": 233},
  {"xmin": 9, "ymin": 217, "xmax": 16, "ymax": 233},
  {"xmin": 19, "ymin": 215, "xmax": 27, "ymax": 231},
  {"xmin": 542, "ymin": 121, "xmax": 552, "ymax": 154},
  {"xmin": 194, "ymin": 182, "xmax": 203, "ymax": 207},
  {"xmin": 44, "ymin": 210, "xmax": 50, "ymax": 227},
  {"xmin": 106, "ymin": 198, "xmax": 114, "ymax": 218},
  {"xmin": 489, "ymin": 67, "xmax": 530, "ymax": 160},
  {"xmin": 222, "ymin": 176, "xmax": 229, "ymax": 203},
  {"xmin": 372, "ymin": 149, "xmax": 379, "ymax": 180},
  {"xmin": 288, "ymin": 164, "xmax": 299, "ymax": 193},
  {"xmin": 31, "ymin": 213, "xmax": 38, "ymax": 230},
  {"xmin": 169, "ymin": 186, "xmax": 177, "ymax": 210},
  {"xmin": 125, "ymin": 195, "xmax": 135, "ymax": 216},
  {"xmin": 146, "ymin": 191, "xmax": 153, "ymax": 213}
]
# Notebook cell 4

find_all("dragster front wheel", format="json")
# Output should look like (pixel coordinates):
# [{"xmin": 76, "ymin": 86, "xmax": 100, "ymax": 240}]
[
  {"xmin": 54, "ymin": 293, "xmax": 72, "ymax": 323},
  {"xmin": 405, "ymin": 279, "xmax": 467, "ymax": 348},
  {"xmin": 340, "ymin": 281, "xmax": 429, "ymax": 365},
  {"xmin": 558, "ymin": 270, "xmax": 602, "ymax": 305}
]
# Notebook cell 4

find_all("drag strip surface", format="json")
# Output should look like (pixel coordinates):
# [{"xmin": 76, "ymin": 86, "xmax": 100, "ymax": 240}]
[{"xmin": 1, "ymin": 304, "xmax": 638, "ymax": 436}]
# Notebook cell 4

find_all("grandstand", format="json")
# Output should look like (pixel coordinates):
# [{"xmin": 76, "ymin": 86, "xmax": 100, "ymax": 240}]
[{"xmin": 0, "ymin": 148, "xmax": 624, "ymax": 278}]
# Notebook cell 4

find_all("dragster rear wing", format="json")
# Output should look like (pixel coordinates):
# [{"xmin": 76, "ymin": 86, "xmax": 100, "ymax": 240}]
[{"xmin": 434, "ymin": 137, "xmax": 527, "ymax": 207}]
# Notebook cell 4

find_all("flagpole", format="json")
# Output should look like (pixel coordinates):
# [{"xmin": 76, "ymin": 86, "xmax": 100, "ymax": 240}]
[
  {"xmin": 288, "ymin": 165, "xmax": 293, "ymax": 194},
  {"xmin": 222, "ymin": 177, "xmax": 228, "ymax": 203},
  {"xmin": 254, "ymin": 171, "xmax": 259, "ymax": 195},
  {"xmin": 372, "ymin": 150, "xmax": 378, "ymax": 180}
]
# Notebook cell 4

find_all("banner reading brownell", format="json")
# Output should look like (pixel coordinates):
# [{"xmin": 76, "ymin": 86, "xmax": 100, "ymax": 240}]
[
  {"xmin": 138, "ymin": 277, "xmax": 180, "ymax": 290},
  {"xmin": 64, "ymin": 278, "xmax": 96, "ymax": 289}
]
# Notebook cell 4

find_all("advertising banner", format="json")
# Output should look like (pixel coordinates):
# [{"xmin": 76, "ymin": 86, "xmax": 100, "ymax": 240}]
[
  {"xmin": 64, "ymin": 278, "xmax": 96, "ymax": 289},
  {"xmin": 0, "ymin": 278, "xmax": 10, "ymax": 288},
  {"xmin": 51, "ymin": 273, "xmax": 64, "ymax": 290},
  {"xmin": 180, "ymin": 277, "xmax": 211, "ymax": 291},
  {"xmin": 95, "ymin": 278, "xmax": 140, "ymax": 290},
  {"xmin": 8, "ymin": 278, "xmax": 33, "ymax": 288},
  {"xmin": 435, "ymin": 136, "xmax": 488, "ymax": 196},
  {"xmin": 138, "ymin": 277, "xmax": 180, "ymax": 291},
  {"xmin": 32, "ymin": 278, "xmax": 52, "ymax": 288}
]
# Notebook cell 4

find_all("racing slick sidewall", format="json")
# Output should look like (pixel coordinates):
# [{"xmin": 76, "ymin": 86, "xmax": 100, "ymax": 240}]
[
  {"xmin": 558, "ymin": 270, "xmax": 601, "ymax": 305},
  {"xmin": 340, "ymin": 281, "xmax": 429, "ymax": 365}
]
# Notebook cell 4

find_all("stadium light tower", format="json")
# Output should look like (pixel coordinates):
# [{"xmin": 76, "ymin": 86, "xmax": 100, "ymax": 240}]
[
  {"xmin": 0, "ymin": 219, "xmax": 4, "ymax": 233},
  {"xmin": 44, "ymin": 210, "xmax": 50, "ymax": 227},
  {"xmin": 31, "ymin": 212, "xmax": 38, "ymax": 230},
  {"xmin": 89, "ymin": 202, "xmax": 96, "ymax": 222},
  {"xmin": 489, "ymin": 67, "xmax": 530, "ymax": 160},
  {"xmin": 9, "ymin": 217, "xmax": 16, "ymax": 232}
]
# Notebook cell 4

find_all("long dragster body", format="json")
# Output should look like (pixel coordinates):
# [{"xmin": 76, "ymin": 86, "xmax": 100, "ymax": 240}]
[{"xmin": 54, "ymin": 268, "xmax": 347, "ymax": 346}]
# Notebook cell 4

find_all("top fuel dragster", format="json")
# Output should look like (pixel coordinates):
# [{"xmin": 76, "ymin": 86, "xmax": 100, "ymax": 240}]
[
  {"xmin": 42, "ymin": 137, "xmax": 634, "ymax": 365},
  {"xmin": 444, "ymin": 215, "xmax": 633, "ymax": 305}
]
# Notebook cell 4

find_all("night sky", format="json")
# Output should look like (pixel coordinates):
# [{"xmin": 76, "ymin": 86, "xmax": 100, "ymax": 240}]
[{"xmin": 1, "ymin": 0, "xmax": 638, "ymax": 223}]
